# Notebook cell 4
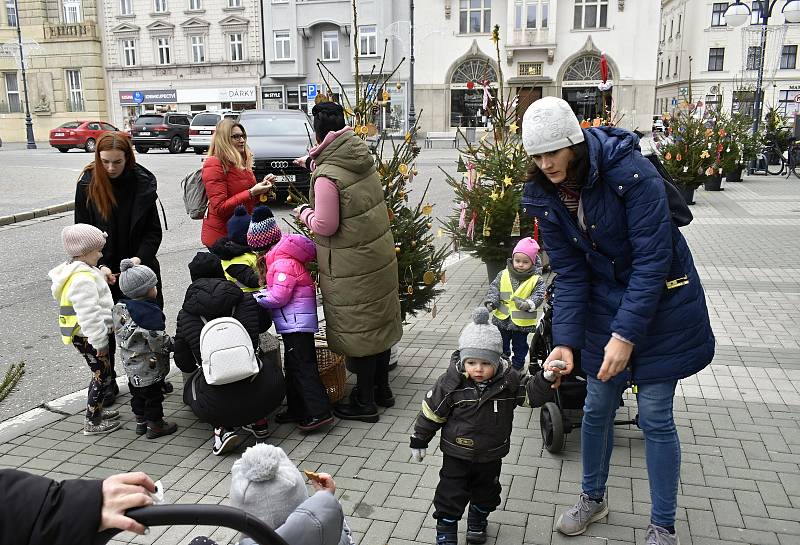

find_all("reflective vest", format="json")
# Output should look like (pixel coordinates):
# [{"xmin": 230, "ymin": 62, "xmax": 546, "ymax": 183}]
[
  {"xmin": 492, "ymin": 270, "xmax": 539, "ymax": 327},
  {"xmin": 222, "ymin": 252, "xmax": 259, "ymax": 293},
  {"xmin": 58, "ymin": 270, "xmax": 95, "ymax": 345}
]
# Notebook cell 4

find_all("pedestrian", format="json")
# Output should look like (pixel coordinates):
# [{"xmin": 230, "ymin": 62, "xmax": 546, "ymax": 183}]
[
  {"xmin": 209, "ymin": 204, "xmax": 260, "ymax": 293},
  {"xmin": 520, "ymin": 96, "xmax": 715, "ymax": 545},
  {"xmin": 113, "ymin": 258, "xmax": 178, "ymax": 439},
  {"xmin": 292, "ymin": 101, "xmax": 402, "ymax": 423},
  {"xmin": 201, "ymin": 118, "xmax": 275, "ymax": 248},
  {"xmin": 74, "ymin": 131, "xmax": 170, "ymax": 404},
  {"xmin": 254, "ymin": 228, "xmax": 333, "ymax": 432},
  {"xmin": 49, "ymin": 224, "xmax": 121, "ymax": 435},
  {"xmin": 408, "ymin": 307, "xmax": 562, "ymax": 545},
  {"xmin": 483, "ymin": 236, "xmax": 545, "ymax": 370},
  {"xmin": 173, "ymin": 252, "xmax": 285, "ymax": 455}
]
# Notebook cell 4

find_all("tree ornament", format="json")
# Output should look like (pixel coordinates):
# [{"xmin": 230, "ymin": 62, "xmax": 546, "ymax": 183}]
[
  {"xmin": 510, "ymin": 211, "xmax": 521, "ymax": 237},
  {"xmin": 509, "ymin": 122, "xmax": 518, "ymax": 134},
  {"xmin": 467, "ymin": 80, "xmax": 475, "ymax": 90},
  {"xmin": 396, "ymin": 81, "xmax": 402, "ymax": 90},
  {"xmin": 286, "ymin": 194, "xmax": 293, "ymax": 203},
  {"xmin": 395, "ymin": 247, "xmax": 401, "ymax": 254},
  {"xmin": 399, "ymin": 163, "xmax": 409, "ymax": 175},
  {"xmin": 407, "ymin": 285, "xmax": 414, "ymax": 295},
  {"xmin": 503, "ymin": 175, "xmax": 513, "ymax": 187},
  {"xmin": 483, "ymin": 214, "xmax": 491, "ymax": 237},
  {"xmin": 422, "ymin": 204, "xmax": 433, "ymax": 215},
  {"xmin": 423, "ymin": 270, "xmax": 436, "ymax": 284},
  {"xmin": 427, "ymin": 222, "xmax": 433, "ymax": 229}
]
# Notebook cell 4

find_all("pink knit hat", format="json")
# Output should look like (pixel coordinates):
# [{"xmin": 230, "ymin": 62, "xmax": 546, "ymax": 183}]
[
  {"xmin": 62, "ymin": 224, "xmax": 107, "ymax": 257},
  {"xmin": 513, "ymin": 237, "xmax": 540, "ymax": 262}
]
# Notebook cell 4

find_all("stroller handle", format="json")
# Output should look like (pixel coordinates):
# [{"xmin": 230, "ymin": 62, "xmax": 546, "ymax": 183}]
[{"xmin": 93, "ymin": 504, "xmax": 291, "ymax": 545}]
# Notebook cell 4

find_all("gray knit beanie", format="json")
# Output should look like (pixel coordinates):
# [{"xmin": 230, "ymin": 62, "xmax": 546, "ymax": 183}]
[
  {"xmin": 118, "ymin": 258, "xmax": 158, "ymax": 299},
  {"xmin": 230, "ymin": 444, "xmax": 309, "ymax": 529},
  {"xmin": 458, "ymin": 307, "xmax": 504, "ymax": 370}
]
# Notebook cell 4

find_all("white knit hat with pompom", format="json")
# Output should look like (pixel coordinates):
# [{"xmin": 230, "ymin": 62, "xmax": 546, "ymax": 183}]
[
  {"xmin": 230, "ymin": 444, "xmax": 309, "ymax": 529},
  {"xmin": 458, "ymin": 306, "xmax": 504, "ymax": 370}
]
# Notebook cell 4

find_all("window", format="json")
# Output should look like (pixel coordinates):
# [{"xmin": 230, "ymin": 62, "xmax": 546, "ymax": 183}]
[
  {"xmin": 229, "ymin": 33, "xmax": 243, "ymax": 61},
  {"xmin": 708, "ymin": 47, "xmax": 725, "ymax": 71},
  {"xmin": 154, "ymin": 0, "xmax": 167, "ymax": 12},
  {"xmin": 669, "ymin": 19, "xmax": 673, "ymax": 39},
  {"xmin": 5, "ymin": 0, "xmax": 17, "ymax": 27},
  {"xmin": 711, "ymin": 3, "xmax": 727, "ymax": 26},
  {"xmin": 778, "ymin": 90, "xmax": 800, "ymax": 118},
  {"xmin": 121, "ymin": 39, "xmax": 136, "ymax": 66},
  {"xmin": 228, "ymin": 0, "xmax": 241, "ymax": 6},
  {"xmin": 156, "ymin": 37, "xmax": 171, "ymax": 64},
  {"xmin": 322, "ymin": 31, "xmax": 339, "ymax": 61},
  {"xmin": 120, "ymin": 0, "xmax": 132, "ymax": 15},
  {"xmin": 518, "ymin": 62, "xmax": 542, "ymax": 76},
  {"xmin": 189, "ymin": 0, "xmax": 201, "ymax": 9},
  {"xmin": 4, "ymin": 72, "xmax": 20, "ymax": 112},
  {"xmin": 732, "ymin": 89, "xmax": 761, "ymax": 116},
  {"xmin": 747, "ymin": 45, "xmax": 762, "ymax": 70},
  {"xmin": 659, "ymin": 60, "xmax": 664, "ymax": 80},
  {"xmin": 574, "ymin": 0, "xmax": 608, "ymax": 29},
  {"xmin": 66, "ymin": 69, "xmax": 84, "ymax": 112},
  {"xmin": 190, "ymin": 35, "xmax": 205, "ymax": 62},
  {"xmin": 661, "ymin": 23, "xmax": 666, "ymax": 42},
  {"xmin": 781, "ymin": 45, "xmax": 797, "ymax": 69},
  {"xmin": 674, "ymin": 55, "xmax": 678, "ymax": 76},
  {"xmin": 63, "ymin": 0, "xmax": 82, "ymax": 23},
  {"xmin": 751, "ymin": 0, "xmax": 764, "ymax": 24},
  {"xmin": 677, "ymin": 14, "xmax": 681, "ymax": 35},
  {"xmin": 274, "ymin": 31, "xmax": 290, "ymax": 59},
  {"xmin": 666, "ymin": 58, "xmax": 671, "ymax": 78},
  {"xmin": 459, "ymin": 0, "xmax": 491, "ymax": 34},
  {"xmin": 358, "ymin": 25, "xmax": 377, "ymax": 56},
  {"xmin": 514, "ymin": 0, "xmax": 549, "ymax": 30},
  {"xmin": 706, "ymin": 94, "xmax": 722, "ymax": 111}
]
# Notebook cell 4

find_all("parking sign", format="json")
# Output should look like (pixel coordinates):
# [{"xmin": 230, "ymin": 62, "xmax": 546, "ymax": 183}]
[{"xmin": 307, "ymin": 84, "xmax": 318, "ymax": 100}]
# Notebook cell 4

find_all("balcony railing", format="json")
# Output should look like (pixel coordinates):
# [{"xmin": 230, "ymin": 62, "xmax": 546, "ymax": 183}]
[
  {"xmin": 509, "ymin": 28, "xmax": 552, "ymax": 47},
  {"xmin": 43, "ymin": 21, "xmax": 98, "ymax": 41}
]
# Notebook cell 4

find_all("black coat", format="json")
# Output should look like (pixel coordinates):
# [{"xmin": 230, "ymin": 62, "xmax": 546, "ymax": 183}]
[
  {"xmin": 75, "ymin": 163, "xmax": 163, "ymax": 307},
  {"xmin": 173, "ymin": 259, "xmax": 284, "ymax": 427},
  {"xmin": 0, "ymin": 469, "xmax": 102, "ymax": 545}
]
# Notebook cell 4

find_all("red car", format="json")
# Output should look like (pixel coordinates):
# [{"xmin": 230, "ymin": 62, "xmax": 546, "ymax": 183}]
[{"xmin": 49, "ymin": 120, "xmax": 129, "ymax": 153}]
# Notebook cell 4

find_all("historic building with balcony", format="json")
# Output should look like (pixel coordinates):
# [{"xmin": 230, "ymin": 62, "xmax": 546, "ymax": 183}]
[
  {"xmin": 99, "ymin": 0, "xmax": 263, "ymax": 128},
  {"xmin": 0, "ymin": 0, "xmax": 107, "ymax": 142}
]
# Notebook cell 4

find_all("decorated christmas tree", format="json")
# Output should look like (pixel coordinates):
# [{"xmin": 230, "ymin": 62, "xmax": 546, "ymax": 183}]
[{"xmin": 442, "ymin": 25, "xmax": 532, "ymax": 264}]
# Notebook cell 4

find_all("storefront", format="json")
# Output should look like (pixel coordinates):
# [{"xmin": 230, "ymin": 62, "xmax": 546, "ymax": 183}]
[
  {"xmin": 560, "ymin": 54, "xmax": 613, "ymax": 121},
  {"xmin": 118, "ymin": 89, "xmax": 178, "ymax": 128},
  {"xmin": 118, "ymin": 87, "xmax": 257, "ymax": 127},
  {"xmin": 449, "ymin": 58, "xmax": 498, "ymax": 128}
]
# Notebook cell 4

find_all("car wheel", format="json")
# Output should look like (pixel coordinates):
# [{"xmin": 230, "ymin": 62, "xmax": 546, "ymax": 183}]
[
  {"xmin": 57, "ymin": 147, "xmax": 69, "ymax": 153},
  {"xmin": 169, "ymin": 136, "xmax": 183, "ymax": 154},
  {"xmin": 84, "ymin": 138, "xmax": 96, "ymax": 153},
  {"xmin": 135, "ymin": 145, "xmax": 149, "ymax": 154}
]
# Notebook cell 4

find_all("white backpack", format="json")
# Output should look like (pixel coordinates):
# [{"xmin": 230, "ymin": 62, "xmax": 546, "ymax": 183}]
[{"xmin": 198, "ymin": 307, "xmax": 260, "ymax": 385}]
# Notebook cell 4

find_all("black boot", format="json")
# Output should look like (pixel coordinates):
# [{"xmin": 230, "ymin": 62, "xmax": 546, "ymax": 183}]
[
  {"xmin": 334, "ymin": 362, "xmax": 379, "ymax": 423},
  {"xmin": 349, "ymin": 386, "xmax": 395, "ymax": 408},
  {"xmin": 435, "ymin": 521, "xmax": 458, "ymax": 545},
  {"xmin": 466, "ymin": 504, "xmax": 490, "ymax": 544},
  {"xmin": 103, "ymin": 377, "xmax": 120, "ymax": 407},
  {"xmin": 374, "ymin": 349, "xmax": 394, "ymax": 407},
  {"xmin": 135, "ymin": 416, "xmax": 147, "ymax": 436}
]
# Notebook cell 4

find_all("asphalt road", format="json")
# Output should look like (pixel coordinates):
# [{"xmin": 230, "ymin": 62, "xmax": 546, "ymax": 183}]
[{"xmin": 0, "ymin": 144, "xmax": 461, "ymax": 421}]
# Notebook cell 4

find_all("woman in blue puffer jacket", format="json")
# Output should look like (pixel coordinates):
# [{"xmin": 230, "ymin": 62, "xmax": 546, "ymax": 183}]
[{"xmin": 520, "ymin": 97, "xmax": 714, "ymax": 545}]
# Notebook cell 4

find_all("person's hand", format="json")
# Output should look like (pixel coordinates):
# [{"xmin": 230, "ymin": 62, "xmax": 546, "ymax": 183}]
[
  {"xmin": 513, "ymin": 297, "xmax": 531, "ymax": 311},
  {"xmin": 597, "ymin": 337, "xmax": 634, "ymax": 382},
  {"xmin": 293, "ymin": 155, "xmax": 310, "ymax": 169},
  {"xmin": 309, "ymin": 472, "xmax": 336, "ymax": 494},
  {"xmin": 544, "ymin": 346, "xmax": 574, "ymax": 389},
  {"xmin": 99, "ymin": 266, "xmax": 116, "ymax": 286},
  {"xmin": 98, "ymin": 472, "xmax": 156, "ymax": 535},
  {"xmin": 410, "ymin": 448, "xmax": 426, "ymax": 462},
  {"xmin": 250, "ymin": 176, "xmax": 276, "ymax": 197},
  {"xmin": 291, "ymin": 204, "xmax": 310, "ymax": 219}
]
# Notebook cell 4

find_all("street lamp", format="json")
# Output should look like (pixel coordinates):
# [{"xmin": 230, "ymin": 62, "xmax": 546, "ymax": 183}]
[
  {"xmin": 407, "ymin": 0, "xmax": 416, "ymax": 134},
  {"xmin": 13, "ymin": 0, "xmax": 36, "ymax": 149},
  {"xmin": 724, "ymin": 0, "xmax": 800, "ymax": 136}
]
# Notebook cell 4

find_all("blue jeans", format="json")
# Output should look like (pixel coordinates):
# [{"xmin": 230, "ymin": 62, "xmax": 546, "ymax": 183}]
[
  {"xmin": 499, "ymin": 329, "xmax": 529, "ymax": 369},
  {"xmin": 581, "ymin": 375, "xmax": 680, "ymax": 528}
]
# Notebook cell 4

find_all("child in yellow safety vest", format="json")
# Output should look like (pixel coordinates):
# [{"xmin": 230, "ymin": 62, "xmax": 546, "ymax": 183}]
[
  {"xmin": 210, "ymin": 205, "xmax": 261, "ymax": 293},
  {"xmin": 48, "ymin": 224, "xmax": 121, "ymax": 436},
  {"xmin": 483, "ymin": 237, "xmax": 546, "ymax": 370}
]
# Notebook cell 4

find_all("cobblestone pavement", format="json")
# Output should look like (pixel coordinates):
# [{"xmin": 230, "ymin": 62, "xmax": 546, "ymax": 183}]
[{"xmin": 1, "ymin": 175, "xmax": 799, "ymax": 545}]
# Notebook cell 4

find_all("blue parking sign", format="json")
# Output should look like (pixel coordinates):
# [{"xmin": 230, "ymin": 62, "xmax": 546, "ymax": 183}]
[
  {"xmin": 671, "ymin": 98, "xmax": 678, "ymax": 106},
  {"xmin": 307, "ymin": 84, "xmax": 318, "ymax": 100}
]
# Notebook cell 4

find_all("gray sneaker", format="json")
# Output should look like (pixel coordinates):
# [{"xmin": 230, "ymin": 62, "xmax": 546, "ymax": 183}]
[
  {"xmin": 645, "ymin": 524, "xmax": 680, "ymax": 545},
  {"xmin": 84, "ymin": 419, "xmax": 120, "ymax": 436},
  {"xmin": 556, "ymin": 493, "xmax": 609, "ymax": 535}
]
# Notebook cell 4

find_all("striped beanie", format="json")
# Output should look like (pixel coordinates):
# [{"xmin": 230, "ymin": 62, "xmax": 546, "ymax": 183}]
[{"xmin": 247, "ymin": 206, "xmax": 282, "ymax": 251}]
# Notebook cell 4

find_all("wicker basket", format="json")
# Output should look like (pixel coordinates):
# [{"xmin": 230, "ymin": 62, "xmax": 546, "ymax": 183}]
[{"xmin": 315, "ymin": 338, "xmax": 346, "ymax": 403}]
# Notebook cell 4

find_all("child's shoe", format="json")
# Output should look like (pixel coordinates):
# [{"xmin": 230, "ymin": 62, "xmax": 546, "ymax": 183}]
[
  {"xmin": 466, "ymin": 504, "xmax": 490, "ymax": 544},
  {"xmin": 242, "ymin": 418, "xmax": 270, "ymax": 439},
  {"xmin": 146, "ymin": 419, "xmax": 178, "ymax": 439},
  {"xmin": 212, "ymin": 427, "xmax": 246, "ymax": 456},
  {"xmin": 135, "ymin": 416, "xmax": 147, "ymax": 435},
  {"xmin": 84, "ymin": 419, "xmax": 120, "ymax": 436},
  {"xmin": 101, "ymin": 408, "xmax": 120, "ymax": 420},
  {"xmin": 435, "ymin": 520, "xmax": 458, "ymax": 545}
]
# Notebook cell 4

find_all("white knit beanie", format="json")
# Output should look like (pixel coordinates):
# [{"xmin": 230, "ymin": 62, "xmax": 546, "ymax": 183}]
[
  {"xmin": 230, "ymin": 444, "xmax": 308, "ymax": 529},
  {"xmin": 458, "ymin": 307, "xmax": 504, "ymax": 371},
  {"xmin": 522, "ymin": 96, "xmax": 585, "ymax": 155},
  {"xmin": 61, "ymin": 224, "xmax": 107, "ymax": 258}
]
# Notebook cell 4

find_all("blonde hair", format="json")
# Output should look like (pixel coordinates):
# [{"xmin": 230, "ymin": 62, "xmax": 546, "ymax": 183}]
[{"xmin": 208, "ymin": 118, "xmax": 253, "ymax": 170}]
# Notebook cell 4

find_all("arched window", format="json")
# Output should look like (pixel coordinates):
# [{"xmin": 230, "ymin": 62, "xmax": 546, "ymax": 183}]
[
  {"xmin": 449, "ymin": 58, "xmax": 497, "ymax": 127},
  {"xmin": 451, "ymin": 58, "xmax": 498, "ymax": 84},
  {"xmin": 563, "ymin": 55, "xmax": 612, "ymax": 83}
]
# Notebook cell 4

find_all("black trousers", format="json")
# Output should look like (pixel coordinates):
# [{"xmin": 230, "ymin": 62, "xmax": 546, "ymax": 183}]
[
  {"xmin": 433, "ymin": 454, "xmax": 503, "ymax": 521},
  {"xmin": 129, "ymin": 382, "xmax": 165, "ymax": 421},
  {"xmin": 72, "ymin": 334, "xmax": 115, "ymax": 423},
  {"xmin": 348, "ymin": 349, "xmax": 391, "ymax": 404},
  {"xmin": 282, "ymin": 332, "xmax": 330, "ymax": 418}
]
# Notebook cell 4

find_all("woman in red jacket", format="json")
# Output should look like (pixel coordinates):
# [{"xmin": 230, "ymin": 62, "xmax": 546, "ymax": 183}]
[{"xmin": 201, "ymin": 118, "xmax": 274, "ymax": 248}]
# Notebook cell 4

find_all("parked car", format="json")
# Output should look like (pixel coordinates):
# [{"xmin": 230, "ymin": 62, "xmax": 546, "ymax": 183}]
[
  {"xmin": 189, "ymin": 110, "xmax": 239, "ymax": 155},
  {"xmin": 238, "ymin": 110, "xmax": 315, "ymax": 200},
  {"xmin": 652, "ymin": 115, "xmax": 666, "ymax": 133},
  {"xmin": 49, "ymin": 120, "xmax": 128, "ymax": 153},
  {"xmin": 131, "ymin": 112, "xmax": 191, "ymax": 154}
]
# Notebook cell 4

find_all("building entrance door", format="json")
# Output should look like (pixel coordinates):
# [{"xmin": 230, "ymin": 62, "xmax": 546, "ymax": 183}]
[
  {"xmin": 516, "ymin": 87, "xmax": 542, "ymax": 123},
  {"xmin": 562, "ymin": 87, "xmax": 600, "ymax": 120}
]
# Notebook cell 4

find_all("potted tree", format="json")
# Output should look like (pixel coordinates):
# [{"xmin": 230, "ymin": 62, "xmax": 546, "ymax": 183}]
[{"xmin": 724, "ymin": 113, "xmax": 763, "ymax": 182}]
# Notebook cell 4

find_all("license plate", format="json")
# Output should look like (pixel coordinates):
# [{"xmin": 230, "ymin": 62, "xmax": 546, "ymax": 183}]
[
  {"xmin": 200, "ymin": 130, "xmax": 212, "ymax": 135},
  {"xmin": 277, "ymin": 175, "xmax": 295, "ymax": 184},
  {"xmin": 139, "ymin": 131, "xmax": 151, "ymax": 136},
  {"xmin": 54, "ymin": 132, "xmax": 64, "ymax": 136}
]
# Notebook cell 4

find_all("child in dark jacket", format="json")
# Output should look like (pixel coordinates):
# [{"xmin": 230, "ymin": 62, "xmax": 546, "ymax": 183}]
[
  {"xmin": 484, "ymin": 237, "xmax": 546, "ymax": 370},
  {"xmin": 113, "ymin": 258, "xmax": 177, "ymax": 439},
  {"xmin": 210, "ymin": 205, "xmax": 261, "ymax": 293},
  {"xmin": 409, "ymin": 307, "xmax": 565, "ymax": 545}
]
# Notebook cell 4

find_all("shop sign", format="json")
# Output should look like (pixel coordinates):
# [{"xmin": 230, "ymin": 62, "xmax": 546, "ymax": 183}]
[
  {"xmin": 262, "ymin": 90, "xmax": 283, "ymax": 100},
  {"xmin": 119, "ymin": 89, "xmax": 177, "ymax": 105}
]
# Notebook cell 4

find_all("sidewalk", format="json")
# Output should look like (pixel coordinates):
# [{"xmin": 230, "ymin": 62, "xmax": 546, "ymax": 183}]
[{"xmin": 1, "ymin": 176, "xmax": 800, "ymax": 545}]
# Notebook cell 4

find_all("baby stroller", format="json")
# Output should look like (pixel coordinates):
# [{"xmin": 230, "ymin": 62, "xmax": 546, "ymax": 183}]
[{"xmin": 528, "ymin": 278, "xmax": 638, "ymax": 453}]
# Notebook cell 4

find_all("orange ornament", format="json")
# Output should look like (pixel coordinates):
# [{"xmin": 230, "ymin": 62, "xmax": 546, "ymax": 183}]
[
  {"xmin": 676, "ymin": 153, "xmax": 682, "ymax": 162},
  {"xmin": 580, "ymin": 119, "xmax": 591, "ymax": 128},
  {"xmin": 665, "ymin": 152, "xmax": 672, "ymax": 161}
]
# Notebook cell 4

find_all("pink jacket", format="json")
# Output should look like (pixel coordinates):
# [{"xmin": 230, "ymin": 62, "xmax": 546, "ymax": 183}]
[{"xmin": 254, "ymin": 234, "xmax": 318, "ymax": 334}]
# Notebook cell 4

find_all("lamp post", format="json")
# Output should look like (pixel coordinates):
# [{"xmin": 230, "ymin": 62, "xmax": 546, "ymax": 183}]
[
  {"xmin": 724, "ymin": 0, "xmax": 800, "ymax": 136},
  {"xmin": 407, "ymin": 0, "xmax": 416, "ymax": 134},
  {"xmin": 13, "ymin": 0, "xmax": 36, "ymax": 149}
]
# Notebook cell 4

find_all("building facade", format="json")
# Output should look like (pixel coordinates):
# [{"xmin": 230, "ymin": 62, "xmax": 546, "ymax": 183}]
[
  {"xmin": 0, "ymin": 0, "xmax": 107, "ymax": 142},
  {"xmin": 656, "ymin": 0, "xmax": 800, "ymax": 121},
  {"xmin": 100, "ymin": 0, "xmax": 262, "ymax": 128}
]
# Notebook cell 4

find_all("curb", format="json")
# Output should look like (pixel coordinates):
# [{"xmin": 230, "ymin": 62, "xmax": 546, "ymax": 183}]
[{"xmin": 0, "ymin": 201, "xmax": 75, "ymax": 227}]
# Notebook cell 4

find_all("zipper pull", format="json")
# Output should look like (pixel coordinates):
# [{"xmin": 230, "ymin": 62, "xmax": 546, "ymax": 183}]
[{"xmin": 494, "ymin": 400, "xmax": 498, "ymax": 413}]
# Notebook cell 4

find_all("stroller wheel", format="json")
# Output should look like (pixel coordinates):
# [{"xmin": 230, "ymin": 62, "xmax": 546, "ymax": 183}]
[{"xmin": 540, "ymin": 402, "xmax": 565, "ymax": 454}]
